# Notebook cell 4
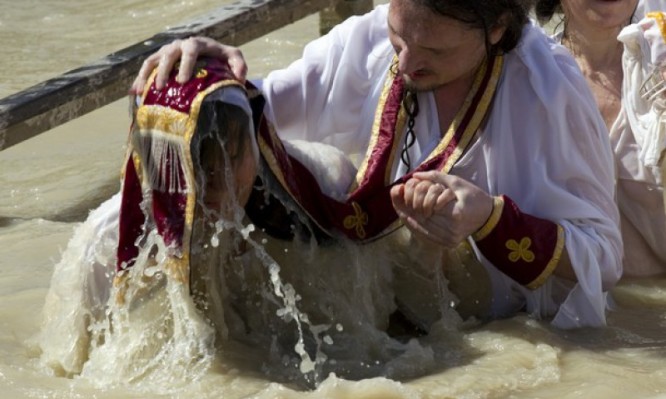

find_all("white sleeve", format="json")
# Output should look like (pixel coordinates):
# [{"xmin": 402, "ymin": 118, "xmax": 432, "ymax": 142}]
[
  {"xmin": 618, "ymin": 3, "xmax": 666, "ymax": 167},
  {"xmin": 632, "ymin": 1, "xmax": 666, "ymax": 67},
  {"xmin": 489, "ymin": 25, "xmax": 623, "ymax": 328},
  {"xmin": 260, "ymin": 4, "xmax": 392, "ymax": 151}
]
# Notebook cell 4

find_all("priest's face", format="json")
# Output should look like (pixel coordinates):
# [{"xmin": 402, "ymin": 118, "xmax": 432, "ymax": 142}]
[{"xmin": 387, "ymin": 0, "xmax": 505, "ymax": 93}]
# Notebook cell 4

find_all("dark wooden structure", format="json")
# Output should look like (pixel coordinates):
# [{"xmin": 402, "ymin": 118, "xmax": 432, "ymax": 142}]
[{"xmin": 0, "ymin": 0, "xmax": 341, "ymax": 151}]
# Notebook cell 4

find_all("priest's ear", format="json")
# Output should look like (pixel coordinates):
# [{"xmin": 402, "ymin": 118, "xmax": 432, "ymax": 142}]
[{"xmin": 489, "ymin": 13, "xmax": 509, "ymax": 47}]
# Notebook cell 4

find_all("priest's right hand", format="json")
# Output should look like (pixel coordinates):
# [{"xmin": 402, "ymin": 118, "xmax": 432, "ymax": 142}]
[{"xmin": 130, "ymin": 36, "xmax": 248, "ymax": 95}]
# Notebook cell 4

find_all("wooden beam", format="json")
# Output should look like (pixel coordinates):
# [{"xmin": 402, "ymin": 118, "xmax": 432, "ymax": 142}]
[{"xmin": 0, "ymin": 0, "xmax": 335, "ymax": 151}]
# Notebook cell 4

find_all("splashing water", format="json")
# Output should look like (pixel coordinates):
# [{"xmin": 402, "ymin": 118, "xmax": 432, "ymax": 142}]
[{"xmin": 34, "ymin": 97, "xmax": 479, "ymax": 395}]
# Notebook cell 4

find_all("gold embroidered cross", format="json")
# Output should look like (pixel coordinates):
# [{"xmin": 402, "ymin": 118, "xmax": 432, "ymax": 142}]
[
  {"xmin": 506, "ymin": 237, "xmax": 535, "ymax": 263},
  {"xmin": 343, "ymin": 201, "xmax": 368, "ymax": 239}
]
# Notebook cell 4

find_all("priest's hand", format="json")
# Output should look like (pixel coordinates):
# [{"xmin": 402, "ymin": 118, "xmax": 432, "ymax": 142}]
[
  {"xmin": 131, "ymin": 36, "xmax": 248, "ymax": 95},
  {"xmin": 390, "ymin": 171, "xmax": 494, "ymax": 248}
]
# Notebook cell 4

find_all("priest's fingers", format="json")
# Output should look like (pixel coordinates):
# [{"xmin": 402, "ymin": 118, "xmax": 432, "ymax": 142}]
[
  {"xmin": 132, "ymin": 50, "xmax": 163, "ymax": 95},
  {"xmin": 176, "ymin": 38, "xmax": 205, "ymax": 84},
  {"xmin": 131, "ymin": 40, "xmax": 183, "ymax": 94},
  {"xmin": 421, "ymin": 183, "xmax": 449, "ymax": 217},
  {"xmin": 414, "ymin": 171, "xmax": 493, "ymax": 233},
  {"xmin": 406, "ymin": 179, "xmax": 435, "ymax": 215},
  {"xmin": 433, "ymin": 185, "xmax": 456, "ymax": 212},
  {"xmin": 223, "ymin": 45, "xmax": 248, "ymax": 83},
  {"xmin": 131, "ymin": 37, "xmax": 249, "ymax": 95},
  {"xmin": 390, "ymin": 183, "xmax": 407, "ymax": 211},
  {"xmin": 154, "ymin": 45, "xmax": 181, "ymax": 90},
  {"xmin": 188, "ymin": 38, "xmax": 248, "ymax": 83}
]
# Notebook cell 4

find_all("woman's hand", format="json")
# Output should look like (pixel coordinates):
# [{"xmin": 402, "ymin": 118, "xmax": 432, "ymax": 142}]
[
  {"xmin": 130, "ymin": 36, "xmax": 248, "ymax": 95},
  {"xmin": 390, "ymin": 171, "xmax": 494, "ymax": 248}
]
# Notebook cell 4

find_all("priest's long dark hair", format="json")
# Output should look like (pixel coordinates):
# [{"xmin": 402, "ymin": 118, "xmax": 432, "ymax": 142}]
[{"xmin": 534, "ymin": 0, "xmax": 561, "ymax": 24}]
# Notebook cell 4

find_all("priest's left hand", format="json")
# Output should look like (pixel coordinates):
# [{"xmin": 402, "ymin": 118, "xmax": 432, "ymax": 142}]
[{"xmin": 390, "ymin": 171, "xmax": 494, "ymax": 248}]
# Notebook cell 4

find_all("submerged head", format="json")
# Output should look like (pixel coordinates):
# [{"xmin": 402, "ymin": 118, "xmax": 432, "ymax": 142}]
[{"xmin": 195, "ymin": 98, "xmax": 258, "ymax": 219}]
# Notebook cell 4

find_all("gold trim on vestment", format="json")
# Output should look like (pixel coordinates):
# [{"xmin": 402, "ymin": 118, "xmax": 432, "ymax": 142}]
[
  {"xmin": 178, "ymin": 79, "xmax": 245, "ymax": 286},
  {"xmin": 660, "ymin": 157, "xmax": 666, "ymax": 213},
  {"xmin": 526, "ymin": 225, "xmax": 564, "ymax": 290},
  {"xmin": 384, "ymin": 100, "xmax": 409, "ymax": 184},
  {"xmin": 257, "ymin": 120, "xmax": 292, "ymax": 194},
  {"xmin": 429, "ymin": 56, "xmax": 503, "ymax": 170},
  {"xmin": 472, "ymin": 196, "xmax": 505, "ymax": 241},
  {"xmin": 120, "ymin": 75, "xmax": 245, "ymax": 288},
  {"xmin": 351, "ymin": 59, "xmax": 407, "ymax": 191}
]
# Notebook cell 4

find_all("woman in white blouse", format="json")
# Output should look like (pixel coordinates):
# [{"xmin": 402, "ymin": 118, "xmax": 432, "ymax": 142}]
[{"xmin": 536, "ymin": 0, "xmax": 666, "ymax": 277}]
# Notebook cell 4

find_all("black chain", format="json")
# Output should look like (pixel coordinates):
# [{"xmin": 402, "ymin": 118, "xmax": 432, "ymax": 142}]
[{"xmin": 400, "ymin": 90, "xmax": 419, "ymax": 171}]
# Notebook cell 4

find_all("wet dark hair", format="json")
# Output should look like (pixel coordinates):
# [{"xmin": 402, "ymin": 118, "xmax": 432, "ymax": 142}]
[{"xmin": 413, "ymin": 0, "xmax": 532, "ymax": 55}]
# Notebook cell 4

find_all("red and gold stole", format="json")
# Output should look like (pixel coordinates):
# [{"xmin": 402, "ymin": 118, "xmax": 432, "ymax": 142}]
[
  {"xmin": 256, "ymin": 55, "xmax": 503, "ymax": 242},
  {"xmin": 116, "ymin": 58, "xmax": 244, "ymax": 287}
]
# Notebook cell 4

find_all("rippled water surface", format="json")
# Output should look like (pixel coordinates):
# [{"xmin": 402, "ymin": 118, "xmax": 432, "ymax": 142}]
[{"xmin": 2, "ymin": 2, "xmax": 666, "ymax": 398}]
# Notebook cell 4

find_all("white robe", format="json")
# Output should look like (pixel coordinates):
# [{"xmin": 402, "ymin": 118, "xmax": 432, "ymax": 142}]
[
  {"xmin": 259, "ymin": 4, "xmax": 621, "ymax": 329},
  {"xmin": 615, "ymin": 0, "xmax": 666, "ymax": 276}
]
